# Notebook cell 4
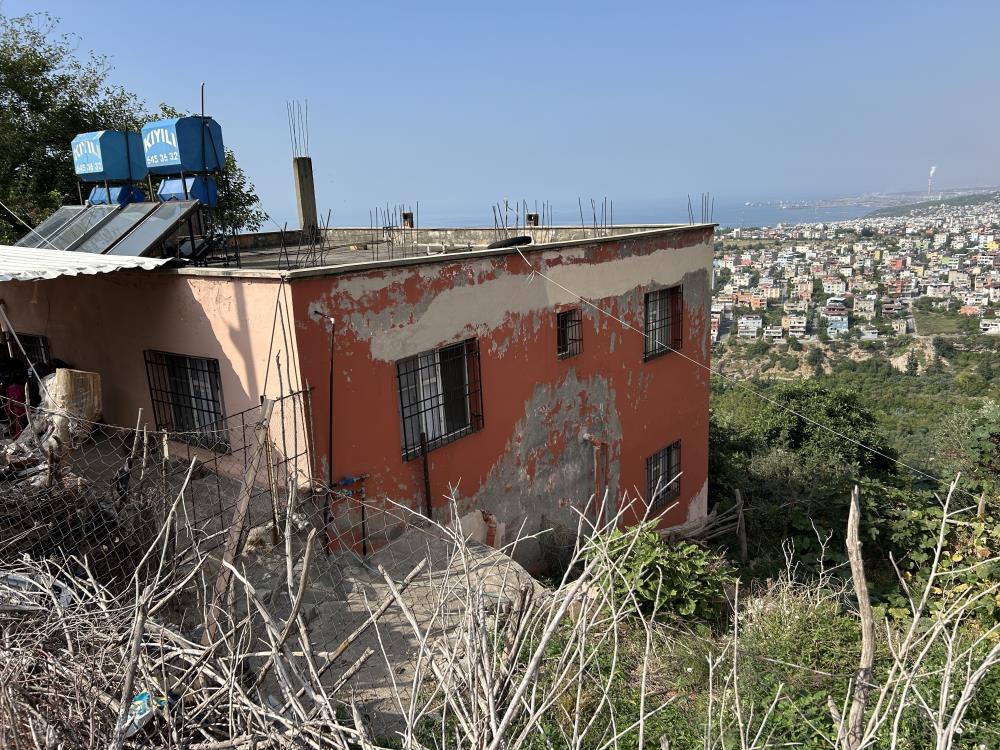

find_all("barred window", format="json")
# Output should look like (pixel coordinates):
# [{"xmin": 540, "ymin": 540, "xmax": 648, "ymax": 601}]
[
  {"xmin": 397, "ymin": 339, "xmax": 483, "ymax": 460},
  {"xmin": 646, "ymin": 441, "xmax": 681, "ymax": 512},
  {"xmin": 8, "ymin": 333, "xmax": 50, "ymax": 367},
  {"xmin": 556, "ymin": 308, "xmax": 583, "ymax": 359},
  {"xmin": 644, "ymin": 286, "xmax": 683, "ymax": 360},
  {"xmin": 144, "ymin": 350, "xmax": 228, "ymax": 451}
]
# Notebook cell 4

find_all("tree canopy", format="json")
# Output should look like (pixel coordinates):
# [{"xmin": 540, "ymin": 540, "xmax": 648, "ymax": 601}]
[{"xmin": 0, "ymin": 11, "xmax": 266, "ymax": 244}]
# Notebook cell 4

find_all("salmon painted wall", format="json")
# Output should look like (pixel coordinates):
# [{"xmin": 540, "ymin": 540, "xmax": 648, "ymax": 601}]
[
  {"xmin": 0, "ymin": 272, "xmax": 305, "ymax": 474},
  {"xmin": 290, "ymin": 227, "xmax": 714, "ymax": 571}
]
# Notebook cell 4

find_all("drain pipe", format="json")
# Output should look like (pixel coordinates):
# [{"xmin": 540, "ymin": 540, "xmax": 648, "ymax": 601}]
[{"xmin": 311, "ymin": 310, "xmax": 336, "ymax": 549}]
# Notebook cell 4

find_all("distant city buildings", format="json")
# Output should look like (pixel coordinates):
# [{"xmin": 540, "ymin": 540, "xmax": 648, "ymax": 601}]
[{"xmin": 712, "ymin": 194, "xmax": 1000, "ymax": 345}]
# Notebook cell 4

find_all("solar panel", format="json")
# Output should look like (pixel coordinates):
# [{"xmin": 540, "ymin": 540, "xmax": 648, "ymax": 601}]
[
  {"xmin": 107, "ymin": 200, "xmax": 200, "ymax": 257},
  {"xmin": 46, "ymin": 205, "xmax": 119, "ymax": 250},
  {"xmin": 68, "ymin": 202, "xmax": 158, "ymax": 254},
  {"xmin": 14, "ymin": 206, "xmax": 87, "ymax": 248}
]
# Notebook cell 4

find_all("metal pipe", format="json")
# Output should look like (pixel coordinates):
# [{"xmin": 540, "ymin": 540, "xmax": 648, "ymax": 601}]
[
  {"xmin": 311, "ymin": 310, "xmax": 337, "ymax": 550},
  {"xmin": 420, "ymin": 431, "xmax": 432, "ymax": 519}
]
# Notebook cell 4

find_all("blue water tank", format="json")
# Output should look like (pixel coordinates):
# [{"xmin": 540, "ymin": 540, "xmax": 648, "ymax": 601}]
[
  {"xmin": 157, "ymin": 176, "xmax": 218, "ymax": 206},
  {"xmin": 71, "ymin": 131, "xmax": 148, "ymax": 182},
  {"xmin": 88, "ymin": 185, "xmax": 146, "ymax": 206},
  {"xmin": 142, "ymin": 117, "xmax": 225, "ymax": 175}
]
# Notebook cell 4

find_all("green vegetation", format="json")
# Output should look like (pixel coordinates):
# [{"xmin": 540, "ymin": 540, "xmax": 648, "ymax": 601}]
[
  {"xmin": 0, "ymin": 11, "xmax": 266, "ymax": 243},
  {"xmin": 711, "ymin": 380, "xmax": 898, "ymax": 571},
  {"xmin": 778, "ymin": 354, "xmax": 799, "ymax": 370},
  {"xmin": 467, "ymin": 464, "xmax": 1000, "ymax": 747},
  {"xmin": 813, "ymin": 347, "xmax": 1000, "ymax": 468},
  {"xmin": 914, "ymin": 309, "xmax": 980, "ymax": 335},
  {"xmin": 591, "ymin": 524, "xmax": 734, "ymax": 619}
]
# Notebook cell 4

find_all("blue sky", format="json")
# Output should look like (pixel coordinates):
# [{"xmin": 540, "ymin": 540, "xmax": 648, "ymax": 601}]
[{"xmin": 6, "ymin": 0, "xmax": 1000, "ymax": 226}]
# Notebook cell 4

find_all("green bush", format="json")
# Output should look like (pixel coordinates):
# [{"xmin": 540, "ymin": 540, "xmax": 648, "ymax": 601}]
[
  {"xmin": 592, "ymin": 524, "xmax": 735, "ymax": 619},
  {"xmin": 744, "ymin": 340, "xmax": 771, "ymax": 359}
]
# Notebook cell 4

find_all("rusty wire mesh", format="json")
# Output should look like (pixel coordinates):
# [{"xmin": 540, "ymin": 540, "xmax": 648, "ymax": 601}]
[
  {"xmin": 0, "ymin": 383, "xmax": 527, "ymax": 739},
  {"xmin": 0, "ymin": 390, "xmax": 309, "ymax": 586}
]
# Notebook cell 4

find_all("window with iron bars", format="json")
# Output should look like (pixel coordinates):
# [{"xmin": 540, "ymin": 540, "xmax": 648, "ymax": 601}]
[
  {"xmin": 646, "ymin": 440, "xmax": 681, "ymax": 512},
  {"xmin": 556, "ymin": 308, "xmax": 583, "ymax": 359},
  {"xmin": 396, "ymin": 338, "xmax": 483, "ymax": 460},
  {"xmin": 8, "ymin": 333, "xmax": 50, "ymax": 367},
  {"xmin": 644, "ymin": 286, "xmax": 683, "ymax": 360},
  {"xmin": 144, "ymin": 350, "xmax": 228, "ymax": 451}
]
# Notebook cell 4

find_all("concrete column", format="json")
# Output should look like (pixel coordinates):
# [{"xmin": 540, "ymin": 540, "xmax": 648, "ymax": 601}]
[{"xmin": 292, "ymin": 156, "xmax": 318, "ymax": 232}]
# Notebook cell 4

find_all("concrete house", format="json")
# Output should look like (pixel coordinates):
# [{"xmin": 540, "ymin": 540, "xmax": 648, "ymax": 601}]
[
  {"xmin": 0, "ymin": 221, "xmax": 714, "ymax": 571},
  {"xmin": 781, "ymin": 315, "xmax": 808, "ymax": 337},
  {"xmin": 762, "ymin": 325, "xmax": 784, "ymax": 342},
  {"xmin": 854, "ymin": 298, "xmax": 877, "ymax": 319},
  {"xmin": 737, "ymin": 315, "xmax": 763, "ymax": 338}
]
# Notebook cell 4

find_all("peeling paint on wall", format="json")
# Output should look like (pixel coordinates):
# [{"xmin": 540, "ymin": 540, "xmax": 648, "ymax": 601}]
[
  {"xmin": 288, "ymin": 227, "xmax": 714, "ymax": 572},
  {"xmin": 327, "ymin": 241, "xmax": 712, "ymax": 362}
]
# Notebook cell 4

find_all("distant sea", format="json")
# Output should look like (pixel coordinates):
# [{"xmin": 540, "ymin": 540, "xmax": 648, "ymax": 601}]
[
  {"xmin": 621, "ymin": 201, "xmax": 872, "ymax": 229},
  {"xmin": 323, "ymin": 199, "xmax": 874, "ymax": 231}
]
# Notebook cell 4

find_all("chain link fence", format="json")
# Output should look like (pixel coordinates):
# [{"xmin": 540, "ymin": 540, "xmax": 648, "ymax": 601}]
[{"xmin": 0, "ymin": 381, "xmax": 533, "ymax": 740}]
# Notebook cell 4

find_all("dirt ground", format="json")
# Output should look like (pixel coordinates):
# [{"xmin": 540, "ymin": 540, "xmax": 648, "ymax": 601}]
[{"xmin": 237, "ymin": 519, "xmax": 542, "ymax": 738}]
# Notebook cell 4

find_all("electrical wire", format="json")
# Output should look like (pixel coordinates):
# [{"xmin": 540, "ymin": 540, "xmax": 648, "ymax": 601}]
[
  {"xmin": 0, "ymin": 197, "xmax": 56, "ymax": 248},
  {"xmin": 515, "ymin": 244, "xmax": 975, "ymax": 501}
]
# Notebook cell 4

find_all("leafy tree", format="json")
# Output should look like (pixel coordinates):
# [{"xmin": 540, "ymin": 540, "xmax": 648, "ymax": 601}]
[
  {"xmin": 142, "ymin": 105, "xmax": 266, "ymax": 233},
  {"xmin": 743, "ymin": 339, "xmax": 771, "ymax": 359},
  {"xmin": 215, "ymin": 150, "xmax": 268, "ymax": 233},
  {"xmin": 933, "ymin": 336, "xmax": 956, "ymax": 359},
  {"xmin": 0, "ymin": 12, "xmax": 129, "ymax": 242},
  {"xmin": 0, "ymin": 11, "xmax": 266, "ymax": 243},
  {"xmin": 905, "ymin": 350, "xmax": 919, "ymax": 376},
  {"xmin": 926, "ymin": 353, "xmax": 945, "ymax": 374},
  {"xmin": 977, "ymin": 356, "xmax": 995, "ymax": 382},
  {"xmin": 933, "ymin": 400, "xmax": 1000, "ymax": 502},
  {"xmin": 711, "ymin": 380, "xmax": 897, "ymax": 568}
]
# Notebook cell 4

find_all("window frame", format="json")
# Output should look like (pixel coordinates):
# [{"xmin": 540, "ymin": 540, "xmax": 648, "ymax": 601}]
[
  {"xmin": 396, "ymin": 338, "xmax": 483, "ymax": 461},
  {"xmin": 556, "ymin": 308, "xmax": 583, "ymax": 360},
  {"xmin": 8, "ymin": 332, "xmax": 50, "ymax": 367},
  {"xmin": 643, "ymin": 285, "xmax": 684, "ymax": 360},
  {"xmin": 144, "ymin": 349, "xmax": 228, "ymax": 452},
  {"xmin": 646, "ymin": 440, "xmax": 682, "ymax": 512}
]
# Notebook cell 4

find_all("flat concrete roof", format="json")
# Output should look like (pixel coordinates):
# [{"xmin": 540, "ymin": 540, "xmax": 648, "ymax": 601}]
[{"xmin": 169, "ymin": 223, "xmax": 716, "ymax": 281}]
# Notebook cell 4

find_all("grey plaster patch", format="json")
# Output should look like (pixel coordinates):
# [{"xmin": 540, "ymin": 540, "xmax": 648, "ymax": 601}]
[{"xmin": 465, "ymin": 369, "xmax": 623, "ymax": 572}]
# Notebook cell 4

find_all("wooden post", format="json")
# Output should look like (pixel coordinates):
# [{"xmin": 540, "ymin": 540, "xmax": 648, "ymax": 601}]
[
  {"xmin": 735, "ymin": 489, "xmax": 748, "ymax": 564},
  {"xmin": 265, "ymin": 427, "xmax": 281, "ymax": 546},
  {"xmin": 978, "ymin": 491, "xmax": 987, "ymax": 519},
  {"xmin": 203, "ymin": 399, "xmax": 274, "ymax": 644},
  {"xmin": 835, "ymin": 485, "xmax": 875, "ymax": 750}
]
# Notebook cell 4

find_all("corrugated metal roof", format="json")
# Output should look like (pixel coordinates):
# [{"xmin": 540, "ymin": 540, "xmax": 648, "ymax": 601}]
[{"xmin": 0, "ymin": 245, "xmax": 170, "ymax": 282}]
